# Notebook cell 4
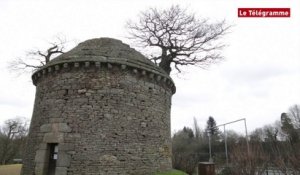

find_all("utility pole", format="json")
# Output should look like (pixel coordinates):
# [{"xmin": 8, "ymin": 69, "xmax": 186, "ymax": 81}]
[
  {"xmin": 223, "ymin": 125, "xmax": 228, "ymax": 165},
  {"xmin": 207, "ymin": 130, "xmax": 213, "ymax": 162}
]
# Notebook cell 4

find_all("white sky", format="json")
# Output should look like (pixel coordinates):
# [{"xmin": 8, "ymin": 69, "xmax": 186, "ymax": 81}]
[{"xmin": 0, "ymin": 0, "xmax": 299, "ymax": 135}]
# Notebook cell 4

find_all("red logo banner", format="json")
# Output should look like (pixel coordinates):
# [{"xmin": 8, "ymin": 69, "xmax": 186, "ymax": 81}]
[{"xmin": 238, "ymin": 8, "xmax": 290, "ymax": 18}]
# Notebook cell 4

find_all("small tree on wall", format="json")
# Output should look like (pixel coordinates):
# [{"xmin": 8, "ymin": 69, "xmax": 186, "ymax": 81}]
[
  {"xmin": 127, "ymin": 5, "xmax": 231, "ymax": 75},
  {"xmin": 8, "ymin": 36, "xmax": 67, "ymax": 74}
]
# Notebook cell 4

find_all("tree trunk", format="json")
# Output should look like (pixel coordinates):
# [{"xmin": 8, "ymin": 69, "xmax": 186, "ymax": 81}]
[
  {"xmin": 159, "ymin": 59, "xmax": 172, "ymax": 75},
  {"xmin": 159, "ymin": 49, "xmax": 172, "ymax": 75}
]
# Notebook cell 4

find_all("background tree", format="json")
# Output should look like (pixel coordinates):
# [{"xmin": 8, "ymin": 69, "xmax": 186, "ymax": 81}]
[
  {"xmin": 205, "ymin": 116, "xmax": 220, "ymax": 136},
  {"xmin": 263, "ymin": 124, "xmax": 279, "ymax": 143},
  {"xmin": 281, "ymin": 113, "xmax": 299, "ymax": 145},
  {"xmin": 288, "ymin": 104, "xmax": 300, "ymax": 129},
  {"xmin": 172, "ymin": 108, "xmax": 300, "ymax": 174},
  {"xmin": 204, "ymin": 116, "xmax": 223, "ymax": 163},
  {"xmin": 127, "ymin": 5, "xmax": 230, "ymax": 75},
  {"xmin": 0, "ymin": 117, "xmax": 29, "ymax": 164},
  {"xmin": 172, "ymin": 126, "xmax": 197, "ymax": 174},
  {"xmin": 224, "ymin": 130, "xmax": 243, "ymax": 145},
  {"xmin": 250, "ymin": 128, "xmax": 265, "ymax": 142},
  {"xmin": 230, "ymin": 142, "xmax": 270, "ymax": 175},
  {"xmin": 172, "ymin": 119, "xmax": 208, "ymax": 175}
]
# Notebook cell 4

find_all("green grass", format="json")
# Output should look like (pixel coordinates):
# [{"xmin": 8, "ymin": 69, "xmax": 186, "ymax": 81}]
[
  {"xmin": 0, "ymin": 164, "xmax": 22, "ymax": 175},
  {"xmin": 154, "ymin": 169, "xmax": 188, "ymax": 175}
]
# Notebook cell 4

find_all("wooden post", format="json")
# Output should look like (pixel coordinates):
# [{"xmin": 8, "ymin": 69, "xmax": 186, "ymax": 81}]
[{"xmin": 198, "ymin": 162, "xmax": 215, "ymax": 175}]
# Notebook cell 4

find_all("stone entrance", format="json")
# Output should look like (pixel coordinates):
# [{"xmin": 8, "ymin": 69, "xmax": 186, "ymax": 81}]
[{"xmin": 47, "ymin": 144, "xmax": 58, "ymax": 175}]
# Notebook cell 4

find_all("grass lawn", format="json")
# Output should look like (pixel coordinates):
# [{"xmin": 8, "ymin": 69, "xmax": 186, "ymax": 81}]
[
  {"xmin": 0, "ymin": 164, "xmax": 22, "ymax": 175},
  {"xmin": 155, "ymin": 169, "xmax": 188, "ymax": 175}
]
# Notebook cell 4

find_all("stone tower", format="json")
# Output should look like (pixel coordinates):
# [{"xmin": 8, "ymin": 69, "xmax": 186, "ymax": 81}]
[{"xmin": 22, "ymin": 38, "xmax": 176, "ymax": 175}]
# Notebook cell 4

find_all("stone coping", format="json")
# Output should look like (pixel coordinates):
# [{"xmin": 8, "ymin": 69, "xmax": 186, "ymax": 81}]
[{"xmin": 31, "ymin": 58, "xmax": 176, "ymax": 94}]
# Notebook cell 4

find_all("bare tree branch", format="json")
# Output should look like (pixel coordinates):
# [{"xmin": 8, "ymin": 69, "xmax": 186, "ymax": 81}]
[
  {"xmin": 127, "ymin": 5, "xmax": 231, "ymax": 75},
  {"xmin": 8, "ymin": 36, "xmax": 66, "ymax": 75}
]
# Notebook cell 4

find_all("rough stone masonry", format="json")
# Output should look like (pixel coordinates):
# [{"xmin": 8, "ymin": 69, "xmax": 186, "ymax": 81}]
[{"xmin": 21, "ymin": 38, "xmax": 176, "ymax": 175}]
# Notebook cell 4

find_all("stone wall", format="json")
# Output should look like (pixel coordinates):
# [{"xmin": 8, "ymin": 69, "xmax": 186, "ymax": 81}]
[{"xmin": 22, "ymin": 56, "xmax": 175, "ymax": 175}]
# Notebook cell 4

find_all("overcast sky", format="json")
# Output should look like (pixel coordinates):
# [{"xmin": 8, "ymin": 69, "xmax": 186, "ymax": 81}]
[{"xmin": 0, "ymin": 0, "xmax": 299, "ymax": 135}]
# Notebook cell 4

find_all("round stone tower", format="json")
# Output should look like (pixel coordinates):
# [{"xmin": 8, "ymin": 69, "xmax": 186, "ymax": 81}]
[{"xmin": 22, "ymin": 38, "xmax": 176, "ymax": 175}]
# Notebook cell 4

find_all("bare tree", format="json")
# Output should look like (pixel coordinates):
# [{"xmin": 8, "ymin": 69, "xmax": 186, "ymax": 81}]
[
  {"xmin": 230, "ymin": 142, "xmax": 270, "ymax": 175},
  {"xmin": 263, "ymin": 124, "xmax": 279, "ymax": 143},
  {"xmin": 250, "ymin": 128, "xmax": 265, "ymax": 142},
  {"xmin": 126, "ymin": 5, "xmax": 231, "ymax": 75},
  {"xmin": 0, "ymin": 117, "xmax": 29, "ymax": 164},
  {"xmin": 224, "ymin": 130, "xmax": 243, "ymax": 145},
  {"xmin": 8, "ymin": 37, "xmax": 66, "ymax": 74},
  {"xmin": 288, "ymin": 104, "xmax": 300, "ymax": 129}
]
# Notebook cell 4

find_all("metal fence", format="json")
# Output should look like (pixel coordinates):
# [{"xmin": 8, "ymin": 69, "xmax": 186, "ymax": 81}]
[{"xmin": 260, "ymin": 168, "xmax": 298, "ymax": 175}]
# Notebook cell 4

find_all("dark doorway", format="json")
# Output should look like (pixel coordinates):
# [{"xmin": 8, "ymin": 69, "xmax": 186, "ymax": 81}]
[{"xmin": 47, "ymin": 143, "xmax": 58, "ymax": 175}]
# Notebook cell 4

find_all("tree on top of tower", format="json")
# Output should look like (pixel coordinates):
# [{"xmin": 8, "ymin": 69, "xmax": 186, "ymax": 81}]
[
  {"xmin": 8, "ymin": 36, "xmax": 67, "ymax": 74},
  {"xmin": 126, "ymin": 5, "xmax": 231, "ymax": 75}
]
